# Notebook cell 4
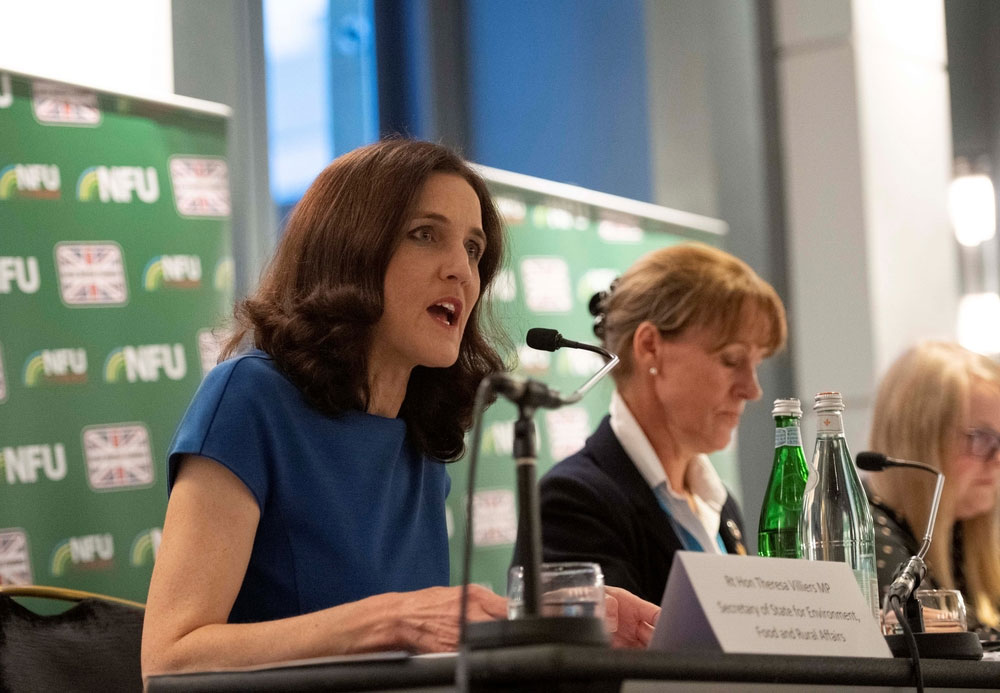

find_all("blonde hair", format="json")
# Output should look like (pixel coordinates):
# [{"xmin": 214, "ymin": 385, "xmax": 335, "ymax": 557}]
[
  {"xmin": 600, "ymin": 243, "xmax": 786, "ymax": 381},
  {"xmin": 868, "ymin": 340, "xmax": 1000, "ymax": 628}
]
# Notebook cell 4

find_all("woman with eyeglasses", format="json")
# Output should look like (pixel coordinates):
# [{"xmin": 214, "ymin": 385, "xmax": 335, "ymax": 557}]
[{"xmin": 866, "ymin": 340, "xmax": 1000, "ymax": 636}]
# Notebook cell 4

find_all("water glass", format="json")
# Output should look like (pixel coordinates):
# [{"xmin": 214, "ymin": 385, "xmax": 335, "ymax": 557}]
[
  {"xmin": 916, "ymin": 589, "xmax": 968, "ymax": 633},
  {"xmin": 881, "ymin": 588, "xmax": 968, "ymax": 634},
  {"xmin": 507, "ymin": 561, "xmax": 605, "ymax": 620}
]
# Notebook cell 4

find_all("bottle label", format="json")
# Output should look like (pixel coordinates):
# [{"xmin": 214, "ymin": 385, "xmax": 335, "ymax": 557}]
[
  {"xmin": 774, "ymin": 427, "xmax": 801, "ymax": 448},
  {"xmin": 815, "ymin": 412, "xmax": 844, "ymax": 435}
]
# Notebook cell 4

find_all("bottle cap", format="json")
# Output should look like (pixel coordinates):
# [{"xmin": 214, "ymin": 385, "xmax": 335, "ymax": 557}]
[
  {"xmin": 772, "ymin": 398, "xmax": 802, "ymax": 417},
  {"xmin": 814, "ymin": 391, "xmax": 845, "ymax": 412}
]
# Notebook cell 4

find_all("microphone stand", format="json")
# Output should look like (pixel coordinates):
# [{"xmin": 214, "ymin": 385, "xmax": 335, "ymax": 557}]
[
  {"xmin": 460, "ymin": 333, "xmax": 618, "ymax": 651},
  {"xmin": 856, "ymin": 452, "xmax": 982, "ymax": 661}
]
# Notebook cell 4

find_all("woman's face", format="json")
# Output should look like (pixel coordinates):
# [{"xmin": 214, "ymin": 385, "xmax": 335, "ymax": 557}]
[
  {"xmin": 648, "ymin": 319, "xmax": 769, "ymax": 455},
  {"xmin": 951, "ymin": 382, "xmax": 1000, "ymax": 521},
  {"xmin": 370, "ymin": 173, "xmax": 485, "ymax": 376}
]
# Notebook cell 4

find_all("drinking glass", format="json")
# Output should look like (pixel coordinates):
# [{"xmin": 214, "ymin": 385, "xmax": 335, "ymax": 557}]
[
  {"xmin": 507, "ymin": 561, "xmax": 605, "ymax": 620},
  {"xmin": 881, "ymin": 588, "xmax": 968, "ymax": 634},
  {"xmin": 915, "ymin": 589, "xmax": 968, "ymax": 633}
]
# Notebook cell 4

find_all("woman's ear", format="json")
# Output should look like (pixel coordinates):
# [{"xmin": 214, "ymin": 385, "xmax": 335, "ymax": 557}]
[{"xmin": 632, "ymin": 321, "xmax": 662, "ymax": 372}]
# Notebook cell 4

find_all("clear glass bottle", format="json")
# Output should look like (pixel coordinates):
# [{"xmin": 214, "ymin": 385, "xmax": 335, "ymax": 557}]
[
  {"xmin": 798, "ymin": 392, "xmax": 879, "ymax": 621},
  {"xmin": 758, "ymin": 398, "xmax": 809, "ymax": 558}
]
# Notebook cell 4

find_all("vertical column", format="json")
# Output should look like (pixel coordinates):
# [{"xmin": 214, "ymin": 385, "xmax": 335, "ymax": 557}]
[
  {"xmin": 172, "ymin": 0, "xmax": 276, "ymax": 297},
  {"xmin": 774, "ymin": 0, "xmax": 958, "ymax": 443}
]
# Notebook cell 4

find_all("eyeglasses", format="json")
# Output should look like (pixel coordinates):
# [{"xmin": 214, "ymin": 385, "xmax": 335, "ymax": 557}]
[{"xmin": 964, "ymin": 428, "xmax": 1000, "ymax": 462}]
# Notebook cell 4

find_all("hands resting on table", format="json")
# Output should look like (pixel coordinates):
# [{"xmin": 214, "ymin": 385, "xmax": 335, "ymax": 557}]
[{"xmin": 399, "ymin": 583, "xmax": 660, "ymax": 653}]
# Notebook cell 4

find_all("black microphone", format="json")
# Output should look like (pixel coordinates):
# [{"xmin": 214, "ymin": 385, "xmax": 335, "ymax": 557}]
[
  {"xmin": 857, "ymin": 451, "xmax": 938, "ymax": 476},
  {"xmin": 526, "ymin": 327, "xmax": 615, "ymax": 361},
  {"xmin": 525, "ymin": 327, "xmax": 562, "ymax": 351}
]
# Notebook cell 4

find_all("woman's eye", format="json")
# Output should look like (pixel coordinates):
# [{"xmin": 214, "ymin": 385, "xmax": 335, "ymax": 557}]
[
  {"xmin": 721, "ymin": 351, "xmax": 743, "ymax": 367},
  {"xmin": 466, "ymin": 240, "xmax": 484, "ymax": 260},
  {"xmin": 410, "ymin": 226, "xmax": 434, "ymax": 242}
]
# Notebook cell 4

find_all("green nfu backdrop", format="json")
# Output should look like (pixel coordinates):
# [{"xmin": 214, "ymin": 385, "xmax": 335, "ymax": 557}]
[
  {"xmin": 449, "ymin": 166, "xmax": 730, "ymax": 595},
  {"xmin": 0, "ymin": 71, "xmax": 232, "ymax": 602},
  {"xmin": 0, "ymin": 69, "xmax": 730, "ymax": 604}
]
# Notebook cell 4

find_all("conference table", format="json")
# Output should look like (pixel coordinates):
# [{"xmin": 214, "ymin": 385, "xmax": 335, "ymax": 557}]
[{"xmin": 147, "ymin": 644, "xmax": 1000, "ymax": 692}]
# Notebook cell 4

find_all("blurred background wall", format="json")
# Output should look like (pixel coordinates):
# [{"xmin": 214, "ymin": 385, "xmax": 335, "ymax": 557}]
[{"xmin": 2, "ymin": 0, "xmax": 999, "ymax": 554}]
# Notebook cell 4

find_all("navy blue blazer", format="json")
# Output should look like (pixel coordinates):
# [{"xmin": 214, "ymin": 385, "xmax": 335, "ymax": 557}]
[{"xmin": 517, "ymin": 416, "xmax": 746, "ymax": 606}]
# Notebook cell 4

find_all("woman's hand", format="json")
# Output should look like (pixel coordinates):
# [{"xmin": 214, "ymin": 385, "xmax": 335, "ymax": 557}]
[
  {"xmin": 389, "ymin": 584, "xmax": 508, "ymax": 653},
  {"xmin": 604, "ymin": 585, "xmax": 660, "ymax": 648}
]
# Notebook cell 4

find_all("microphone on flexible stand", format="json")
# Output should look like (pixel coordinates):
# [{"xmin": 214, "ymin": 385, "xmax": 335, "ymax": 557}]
[
  {"xmin": 488, "ymin": 328, "xmax": 618, "ymax": 411},
  {"xmin": 856, "ymin": 452, "xmax": 981, "ymax": 661},
  {"xmin": 458, "ymin": 328, "xmax": 618, "ymax": 655}
]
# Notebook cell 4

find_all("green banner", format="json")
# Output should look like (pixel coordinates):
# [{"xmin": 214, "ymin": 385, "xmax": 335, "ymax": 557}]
[
  {"xmin": 0, "ymin": 71, "xmax": 232, "ymax": 603},
  {"xmin": 450, "ymin": 167, "xmax": 730, "ymax": 594}
]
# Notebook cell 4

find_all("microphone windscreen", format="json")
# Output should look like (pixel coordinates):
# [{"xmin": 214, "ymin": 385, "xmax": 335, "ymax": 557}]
[
  {"xmin": 526, "ymin": 328, "xmax": 561, "ymax": 352},
  {"xmin": 856, "ymin": 451, "xmax": 890, "ymax": 471}
]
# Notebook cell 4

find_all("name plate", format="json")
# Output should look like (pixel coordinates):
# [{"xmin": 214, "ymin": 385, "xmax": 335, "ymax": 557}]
[{"xmin": 649, "ymin": 552, "xmax": 891, "ymax": 658}]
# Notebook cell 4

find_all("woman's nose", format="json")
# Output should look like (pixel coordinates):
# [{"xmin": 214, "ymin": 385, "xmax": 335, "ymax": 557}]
[
  {"xmin": 737, "ymin": 366, "xmax": 763, "ymax": 401},
  {"xmin": 441, "ymin": 242, "xmax": 473, "ymax": 283}
]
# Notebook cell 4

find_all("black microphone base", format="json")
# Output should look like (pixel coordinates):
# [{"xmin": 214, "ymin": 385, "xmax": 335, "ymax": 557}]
[
  {"xmin": 885, "ymin": 631, "xmax": 983, "ymax": 660},
  {"xmin": 464, "ymin": 616, "xmax": 609, "ymax": 650}
]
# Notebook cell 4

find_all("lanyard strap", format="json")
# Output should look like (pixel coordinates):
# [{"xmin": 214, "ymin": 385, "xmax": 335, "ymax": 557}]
[{"xmin": 653, "ymin": 484, "xmax": 727, "ymax": 554}]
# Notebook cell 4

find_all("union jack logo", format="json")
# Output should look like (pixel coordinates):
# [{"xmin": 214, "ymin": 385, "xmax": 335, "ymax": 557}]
[
  {"xmin": 520, "ymin": 256, "xmax": 573, "ymax": 313},
  {"xmin": 197, "ymin": 328, "xmax": 229, "ymax": 377},
  {"xmin": 472, "ymin": 489, "xmax": 518, "ymax": 547},
  {"xmin": 169, "ymin": 157, "xmax": 231, "ymax": 217},
  {"xmin": 0, "ymin": 529, "xmax": 32, "ymax": 585},
  {"xmin": 54, "ymin": 242, "xmax": 128, "ymax": 306},
  {"xmin": 82, "ymin": 423, "xmax": 154, "ymax": 491},
  {"xmin": 31, "ymin": 80, "xmax": 101, "ymax": 126}
]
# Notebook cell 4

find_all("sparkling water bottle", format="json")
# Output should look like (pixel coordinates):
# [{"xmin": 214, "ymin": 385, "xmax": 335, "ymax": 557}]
[
  {"xmin": 758, "ymin": 398, "xmax": 809, "ymax": 558},
  {"xmin": 798, "ymin": 392, "xmax": 879, "ymax": 621}
]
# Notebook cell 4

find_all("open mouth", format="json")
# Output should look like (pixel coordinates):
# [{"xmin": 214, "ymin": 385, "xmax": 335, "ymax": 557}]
[{"xmin": 428, "ymin": 301, "xmax": 458, "ymax": 326}]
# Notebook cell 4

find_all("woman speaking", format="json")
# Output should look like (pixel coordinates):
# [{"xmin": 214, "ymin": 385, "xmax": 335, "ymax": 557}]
[
  {"xmin": 141, "ymin": 139, "xmax": 658, "ymax": 678},
  {"xmin": 531, "ymin": 244, "xmax": 787, "ymax": 605}
]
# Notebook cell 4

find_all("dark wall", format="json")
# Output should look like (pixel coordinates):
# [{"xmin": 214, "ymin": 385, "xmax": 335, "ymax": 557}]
[
  {"xmin": 377, "ymin": 0, "xmax": 653, "ymax": 203},
  {"xmin": 464, "ymin": 0, "xmax": 653, "ymax": 202},
  {"xmin": 946, "ymin": 0, "xmax": 1000, "ymax": 162}
]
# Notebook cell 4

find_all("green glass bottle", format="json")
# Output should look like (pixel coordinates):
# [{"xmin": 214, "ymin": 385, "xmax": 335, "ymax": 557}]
[{"xmin": 757, "ymin": 398, "xmax": 809, "ymax": 558}]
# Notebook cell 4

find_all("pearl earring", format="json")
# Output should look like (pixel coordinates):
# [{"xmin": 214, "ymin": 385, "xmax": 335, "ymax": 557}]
[{"xmin": 649, "ymin": 367, "xmax": 658, "ymax": 376}]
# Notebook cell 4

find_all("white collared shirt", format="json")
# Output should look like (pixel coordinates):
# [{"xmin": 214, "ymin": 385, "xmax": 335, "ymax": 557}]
[{"xmin": 608, "ymin": 389, "xmax": 728, "ymax": 554}]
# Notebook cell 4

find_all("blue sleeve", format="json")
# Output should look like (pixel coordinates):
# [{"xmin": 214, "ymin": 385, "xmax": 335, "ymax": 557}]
[{"xmin": 167, "ymin": 356, "xmax": 272, "ymax": 510}]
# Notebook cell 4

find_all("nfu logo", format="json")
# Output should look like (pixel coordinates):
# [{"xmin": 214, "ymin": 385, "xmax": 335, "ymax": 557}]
[
  {"xmin": 1, "ymin": 443, "xmax": 68, "ymax": 484},
  {"xmin": 23, "ymin": 348, "xmax": 87, "ymax": 386},
  {"xmin": 51, "ymin": 534, "xmax": 114, "ymax": 575},
  {"xmin": 130, "ymin": 528, "xmax": 162, "ymax": 567},
  {"xmin": 0, "ymin": 256, "xmax": 40, "ymax": 294},
  {"xmin": 76, "ymin": 166, "xmax": 159, "ymax": 204},
  {"xmin": 143, "ymin": 255, "xmax": 202, "ymax": 290},
  {"xmin": 0, "ymin": 164, "xmax": 60, "ymax": 199},
  {"xmin": 104, "ymin": 344, "xmax": 186, "ymax": 383}
]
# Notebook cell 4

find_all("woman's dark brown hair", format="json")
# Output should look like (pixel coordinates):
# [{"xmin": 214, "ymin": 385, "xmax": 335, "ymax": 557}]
[{"xmin": 222, "ymin": 139, "xmax": 507, "ymax": 461}]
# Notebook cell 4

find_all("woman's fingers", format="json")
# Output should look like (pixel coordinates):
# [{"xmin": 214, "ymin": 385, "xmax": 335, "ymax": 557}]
[
  {"xmin": 467, "ymin": 584, "xmax": 509, "ymax": 620},
  {"xmin": 604, "ymin": 586, "xmax": 660, "ymax": 648},
  {"xmin": 395, "ymin": 585, "xmax": 505, "ymax": 652}
]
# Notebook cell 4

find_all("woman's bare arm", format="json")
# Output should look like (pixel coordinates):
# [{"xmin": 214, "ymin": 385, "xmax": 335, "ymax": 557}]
[{"xmin": 141, "ymin": 455, "xmax": 506, "ymax": 677}]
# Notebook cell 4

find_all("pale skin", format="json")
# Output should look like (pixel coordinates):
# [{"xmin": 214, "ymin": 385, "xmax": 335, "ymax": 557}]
[
  {"xmin": 951, "ymin": 382, "xmax": 1000, "ymax": 521},
  {"xmin": 618, "ymin": 318, "xmax": 769, "ymax": 504},
  {"xmin": 142, "ymin": 174, "xmax": 658, "ymax": 678}
]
